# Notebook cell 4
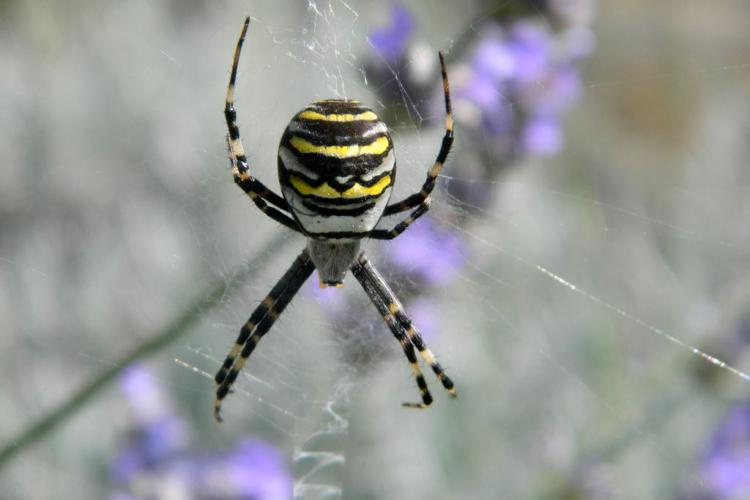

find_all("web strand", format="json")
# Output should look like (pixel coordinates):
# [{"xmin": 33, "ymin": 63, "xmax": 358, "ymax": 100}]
[{"xmin": 446, "ymin": 221, "xmax": 750, "ymax": 384}]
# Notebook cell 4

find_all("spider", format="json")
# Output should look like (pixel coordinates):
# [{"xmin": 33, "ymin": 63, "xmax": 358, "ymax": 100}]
[{"xmin": 213, "ymin": 17, "xmax": 456, "ymax": 421}]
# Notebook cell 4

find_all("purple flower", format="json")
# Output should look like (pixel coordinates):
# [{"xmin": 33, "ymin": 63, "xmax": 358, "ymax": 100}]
[
  {"xmin": 522, "ymin": 114, "xmax": 563, "ymax": 156},
  {"xmin": 453, "ymin": 19, "xmax": 587, "ymax": 161},
  {"xmin": 408, "ymin": 297, "xmax": 439, "ymax": 343},
  {"xmin": 363, "ymin": 2, "xmax": 593, "ymax": 167},
  {"xmin": 368, "ymin": 4, "xmax": 414, "ymax": 63},
  {"xmin": 521, "ymin": 63, "xmax": 582, "ymax": 116},
  {"xmin": 384, "ymin": 216, "xmax": 465, "ymax": 286},
  {"xmin": 454, "ymin": 24, "xmax": 547, "ymax": 137},
  {"xmin": 505, "ymin": 22, "xmax": 552, "ymax": 83},
  {"xmin": 111, "ymin": 365, "xmax": 292, "ymax": 500},
  {"xmin": 120, "ymin": 364, "xmax": 178, "ymax": 424},
  {"xmin": 455, "ymin": 30, "xmax": 518, "ymax": 137},
  {"xmin": 454, "ymin": 71, "xmax": 511, "ymax": 136},
  {"xmin": 471, "ymin": 33, "xmax": 515, "ymax": 82},
  {"xmin": 697, "ymin": 403, "xmax": 750, "ymax": 499},
  {"xmin": 196, "ymin": 439, "xmax": 293, "ymax": 500},
  {"xmin": 112, "ymin": 365, "xmax": 190, "ymax": 483}
]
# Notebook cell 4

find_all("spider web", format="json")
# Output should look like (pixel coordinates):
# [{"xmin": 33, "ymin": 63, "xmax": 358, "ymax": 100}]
[
  {"xmin": 2, "ymin": 1, "xmax": 750, "ymax": 499},
  {"xmin": 176, "ymin": 2, "xmax": 750, "ymax": 499}
]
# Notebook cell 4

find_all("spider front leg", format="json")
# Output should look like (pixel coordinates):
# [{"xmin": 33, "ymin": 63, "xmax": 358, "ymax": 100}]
[
  {"xmin": 224, "ymin": 17, "xmax": 301, "ymax": 233},
  {"xmin": 380, "ymin": 51, "xmax": 454, "ymax": 221},
  {"xmin": 214, "ymin": 248, "xmax": 315, "ymax": 421}
]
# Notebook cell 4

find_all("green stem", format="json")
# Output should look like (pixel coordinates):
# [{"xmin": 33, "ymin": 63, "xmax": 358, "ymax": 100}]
[{"xmin": 0, "ymin": 233, "xmax": 289, "ymax": 470}]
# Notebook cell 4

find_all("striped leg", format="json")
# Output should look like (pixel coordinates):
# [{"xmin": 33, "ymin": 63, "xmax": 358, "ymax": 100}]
[
  {"xmin": 225, "ymin": 17, "xmax": 301, "ymax": 232},
  {"xmin": 382, "ymin": 51, "xmax": 454, "ymax": 218},
  {"xmin": 355, "ymin": 253, "xmax": 456, "ymax": 398},
  {"xmin": 214, "ymin": 248, "xmax": 315, "ymax": 421},
  {"xmin": 351, "ymin": 255, "xmax": 433, "ymax": 408},
  {"xmin": 226, "ymin": 139, "xmax": 300, "ymax": 232},
  {"xmin": 369, "ymin": 199, "xmax": 430, "ymax": 240}
]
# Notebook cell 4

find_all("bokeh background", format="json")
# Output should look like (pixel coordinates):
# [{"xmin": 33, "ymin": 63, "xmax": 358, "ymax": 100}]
[{"xmin": 1, "ymin": 1, "xmax": 750, "ymax": 499}]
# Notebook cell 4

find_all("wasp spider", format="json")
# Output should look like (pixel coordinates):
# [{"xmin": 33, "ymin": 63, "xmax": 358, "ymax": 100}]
[{"xmin": 213, "ymin": 17, "xmax": 456, "ymax": 421}]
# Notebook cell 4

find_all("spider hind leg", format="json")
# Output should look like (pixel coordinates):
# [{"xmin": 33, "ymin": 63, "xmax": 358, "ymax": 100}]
[
  {"xmin": 213, "ymin": 249, "xmax": 315, "ymax": 421},
  {"xmin": 352, "ymin": 252, "xmax": 457, "ymax": 407}
]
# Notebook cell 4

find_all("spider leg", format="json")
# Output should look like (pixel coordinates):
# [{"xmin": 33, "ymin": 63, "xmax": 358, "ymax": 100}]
[
  {"xmin": 225, "ymin": 138, "xmax": 300, "ymax": 232},
  {"xmin": 213, "ymin": 248, "xmax": 315, "ymax": 421},
  {"xmin": 368, "ymin": 199, "xmax": 430, "ymax": 240},
  {"xmin": 354, "ymin": 253, "xmax": 456, "ymax": 398},
  {"xmin": 351, "ymin": 253, "xmax": 433, "ymax": 408},
  {"xmin": 382, "ymin": 51, "xmax": 453, "ymax": 218},
  {"xmin": 225, "ymin": 17, "xmax": 301, "ymax": 233}
]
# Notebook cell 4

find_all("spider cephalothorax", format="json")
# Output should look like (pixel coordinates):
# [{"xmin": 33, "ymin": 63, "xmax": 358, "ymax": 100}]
[{"xmin": 213, "ymin": 17, "xmax": 456, "ymax": 422}]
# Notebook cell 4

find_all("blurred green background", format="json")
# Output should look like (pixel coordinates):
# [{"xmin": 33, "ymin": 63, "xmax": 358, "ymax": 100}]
[{"xmin": 1, "ymin": 1, "xmax": 750, "ymax": 499}]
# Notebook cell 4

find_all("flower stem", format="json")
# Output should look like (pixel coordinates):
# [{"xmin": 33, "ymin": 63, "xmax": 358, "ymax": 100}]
[{"xmin": 0, "ymin": 233, "xmax": 290, "ymax": 470}]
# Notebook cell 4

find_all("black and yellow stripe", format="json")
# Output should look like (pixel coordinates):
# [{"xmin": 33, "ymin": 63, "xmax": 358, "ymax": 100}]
[
  {"xmin": 223, "ymin": 15, "xmax": 450, "ymax": 240},
  {"xmin": 351, "ymin": 255, "xmax": 434, "ymax": 408},
  {"xmin": 278, "ymin": 100, "xmax": 396, "ymax": 238},
  {"xmin": 224, "ymin": 17, "xmax": 302, "ymax": 233},
  {"xmin": 214, "ymin": 249, "xmax": 315, "ymax": 422},
  {"xmin": 381, "ymin": 52, "xmax": 453, "ymax": 219},
  {"xmin": 214, "ymin": 18, "xmax": 458, "ymax": 421},
  {"xmin": 352, "ymin": 252, "xmax": 457, "ymax": 406}
]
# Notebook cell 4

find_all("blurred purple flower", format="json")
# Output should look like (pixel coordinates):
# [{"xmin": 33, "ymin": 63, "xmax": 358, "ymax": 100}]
[
  {"xmin": 454, "ymin": 20, "xmax": 584, "ymax": 158},
  {"xmin": 364, "ymin": 3, "xmax": 434, "ymax": 113},
  {"xmin": 120, "ymin": 363, "xmax": 180, "ymax": 425},
  {"xmin": 195, "ymin": 439, "xmax": 293, "ymax": 500},
  {"xmin": 113, "ymin": 365, "xmax": 190, "ymax": 483},
  {"xmin": 111, "ymin": 364, "xmax": 292, "ymax": 500},
  {"xmin": 522, "ymin": 114, "xmax": 563, "ymax": 156},
  {"xmin": 471, "ymin": 33, "xmax": 515, "ymax": 82},
  {"xmin": 385, "ymin": 216, "xmax": 465, "ymax": 286},
  {"xmin": 454, "ymin": 72, "xmax": 510, "ymax": 136},
  {"xmin": 408, "ymin": 297, "xmax": 439, "ymax": 343},
  {"xmin": 353, "ymin": 3, "xmax": 594, "ymax": 343},
  {"xmin": 505, "ymin": 22, "xmax": 552, "ymax": 83},
  {"xmin": 368, "ymin": 4, "xmax": 414, "ymax": 63},
  {"xmin": 698, "ymin": 403, "xmax": 750, "ymax": 499},
  {"xmin": 521, "ymin": 63, "xmax": 582, "ymax": 116},
  {"xmin": 364, "ymin": 2, "xmax": 592, "ymax": 166},
  {"xmin": 455, "ymin": 28, "xmax": 513, "ymax": 133}
]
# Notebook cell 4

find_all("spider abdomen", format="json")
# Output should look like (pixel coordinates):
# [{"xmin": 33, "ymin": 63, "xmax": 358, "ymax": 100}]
[{"xmin": 278, "ymin": 99, "xmax": 395, "ymax": 239}]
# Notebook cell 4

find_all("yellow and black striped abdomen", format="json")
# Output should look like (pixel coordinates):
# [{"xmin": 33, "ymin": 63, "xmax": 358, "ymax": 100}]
[{"xmin": 278, "ymin": 100, "xmax": 396, "ymax": 239}]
